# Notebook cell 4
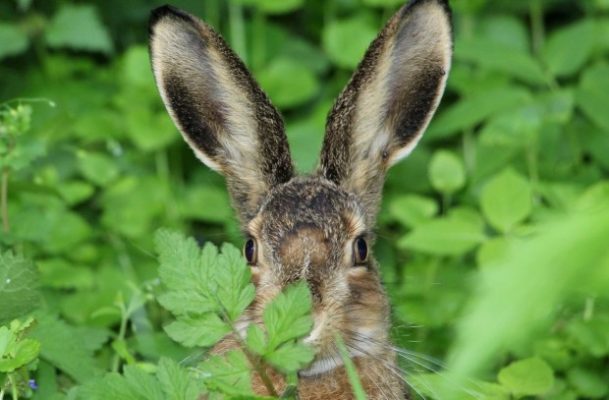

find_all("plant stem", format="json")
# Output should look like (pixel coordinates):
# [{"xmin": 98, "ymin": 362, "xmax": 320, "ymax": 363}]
[
  {"xmin": 227, "ymin": 321, "xmax": 278, "ymax": 397},
  {"xmin": 111, "ymin": 299, "xmax": 129, "ymax": 373},
  {"xmin": 1, "ymin": 168, "xmax": 9, "ymax": 233}
]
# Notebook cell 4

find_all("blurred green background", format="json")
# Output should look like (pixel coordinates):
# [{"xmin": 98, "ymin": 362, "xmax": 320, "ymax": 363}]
[{"xmin": 1, "ymin": 0, "xmax": 609, "ymax": 398}]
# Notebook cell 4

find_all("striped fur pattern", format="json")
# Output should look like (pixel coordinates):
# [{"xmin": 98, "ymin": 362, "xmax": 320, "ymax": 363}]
[{"xmin": 149, "ymin": 1, "xmax": 452, "ymax": 398}]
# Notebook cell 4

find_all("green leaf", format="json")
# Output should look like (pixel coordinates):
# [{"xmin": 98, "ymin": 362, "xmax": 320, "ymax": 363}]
[
  {"xmin": 323, "ymin": 16, "xmax": 377, "ymax": 69},
  {"xmin": 257, "ymin": 58, "xmax": 319, "ymax": 108},
  {"xmin": 123, "ymin": 365, "xmax": 165, "ymax": 400},
  {"xmin": 398, "ymin": 216, "xmax": 486, "ymax": 256},
  {"xmin": 542, "ymin": 20, "xmax": 596, "ymax": 77},
  {"xmin": 77, "ymin": 151, "xmax": 120, "ymax": 187},
  {"xmin": 0, "ymin": 338, "xmax": 40, "ymax": 372},
  {"xmin": 498, "ymin": 357, "xmax": 554, "ymax": 396},
  {"xmin": 566, "ymin": 367, "xmax": 609, "ymax": 398},
  {"xmin": 157, "ymin": 357, "xmax": 203, "ymax": 400},
  {"xmin": 429, "ymin": 150, "xmax": 466, "ymax": 194},
  {"xmin": 57, "ymin": 180, "xmax": 95, "ymax": 206},
  {"xmin": 0, "ymin": 252, "xmax": 40, "ymax": 325},
  {"xmin": 30, "ymin": 314, "xmax": 104, "ymax": 383},
  {"xmin": 388, "ymin": 194, "xmax": 438, "ymax": 228},
  {"xmin": 46, "ymin": 5, "xmax": 113, "ymax": 54},
  {"xmin": 164, "ymin": 315, "xmax": 230, "ymax": 348},
  {"xmin": 197, "ymin": 350, "xmax": 253, "ymax": 396},
  {"xmin": 215, "ymin": 243, "xmax": 256, "ymax": 321},
  {"xmin": 38, "ymin": 258, "xmax": 94, "ymax": 290},
  {"xmin": 456, "ymin": 37, "xmax": 547, "ymax": 85},
  {"xmin": 178, "ymin": 186, "xmax": 232, "ymax": 224},
  {"xmin": 428, "ymin": 87, "xmax": 532, "ymax": 140},
  {"xmin": 263, "ymin": 282, "xmax": 313, "ymax": 351},
  {"xmin": 0, "ymin": 23, "xmax": 29, "ymax": 60},
  {"xmin": 577, "ymin": 64, "xmax": 609, "ymax": 130},
  {"xmin": 265, "ymin": 342, "xmax": 313, "ymax": 373},
  {"xmin": 480, "ymin": 169, "xmax": 532, "ymax": 233},
  {"xmin": 245, "ymin": 324, "xmax": 266, "ymax": 356},
  {"xmin": 156, "ymin": 231, "xmax": 217, "ymax": 315}
]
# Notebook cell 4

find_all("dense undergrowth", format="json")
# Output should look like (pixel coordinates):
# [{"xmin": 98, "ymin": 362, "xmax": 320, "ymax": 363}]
[{"xmin": 1, "ymin": 0, "xmax": 609, "ymax": 398}]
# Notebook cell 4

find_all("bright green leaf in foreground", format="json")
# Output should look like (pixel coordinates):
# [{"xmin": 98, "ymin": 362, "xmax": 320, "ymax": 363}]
[
  {"xmin": 497, "ymin": 357, "xmax": 554, "ymax": 396},
  {"xmin": 197, "ymin": 350, "xmax": 253, "ymax": 397},
  {"xmin": 155, "ymin": 230, "xmax": 255, "ymax": 347},
  {"xmin": 263, "ymin": 282, "xmax": 313, "ymax": 352}
]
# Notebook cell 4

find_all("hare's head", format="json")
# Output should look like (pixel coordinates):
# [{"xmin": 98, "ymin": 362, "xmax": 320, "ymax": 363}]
[{"xmin": 150, "ymin": 0, "xmax": 451, "ymax": 378}]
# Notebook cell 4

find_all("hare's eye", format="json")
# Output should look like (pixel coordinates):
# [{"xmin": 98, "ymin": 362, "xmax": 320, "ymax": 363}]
[
  {"xmin": 353, "ymin": 237, "xmax": 368, "ymax": 265},
  {"xmin": 244, "ymin": 238, "xmax": 257, "ymax": 265}
]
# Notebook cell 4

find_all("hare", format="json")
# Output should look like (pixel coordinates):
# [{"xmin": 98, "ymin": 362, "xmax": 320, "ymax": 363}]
[{"xmin": 149, "ymin": 0, "xmax": 452, "ymax": 398}]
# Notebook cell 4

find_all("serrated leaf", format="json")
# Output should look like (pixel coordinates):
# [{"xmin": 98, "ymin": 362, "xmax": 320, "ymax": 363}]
[
  {"xmin": 157, "ymin": 357, "xmax": 203, "ymax": 400},
  {"xmin": 124, "ymin": 365, "xmax": 165, "ymax": 400},
  {"xmin": 0, "ymin": 251, "xmax": 40, "ymax": 325},
  {"xmin": 246, "ymin": 325, "xmax": 267, "ymax": 356},
  {"xmin": 215, "ymin": 243, "xmax": 256, "ymax": 321},
  {"xmin": 164, "ymin": 315, "xmax": 230, "ymax": 348},
  {"xmin": 266, "ymin": 342, "xmax": 313, "ymax": 373},
  {"xmin": 46, "ymin": 5, "xmax": 113, "ymax": 54},
  {"xmin": 480, "ymin": 169, "xmax": 532, "ymax": 233},
  {"xmin": 197, "ymin": 350, "xmax": 253, "ymax": 396},
  {"xmin": 263, "ymin": 282, "xmax": 313, "ymax": 351},
  {"xmin": 498, "ymin": 357, "xmax": 554, "ymax": 396},
  {"xmin": 155, "ymin": 230, "xmax": 217, "ymax": 315}
]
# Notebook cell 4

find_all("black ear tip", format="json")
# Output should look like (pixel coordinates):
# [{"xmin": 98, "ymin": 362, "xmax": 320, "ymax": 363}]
[{"xmin": 149, "ymin": 4, "xmax": 193, "ymax": 32}]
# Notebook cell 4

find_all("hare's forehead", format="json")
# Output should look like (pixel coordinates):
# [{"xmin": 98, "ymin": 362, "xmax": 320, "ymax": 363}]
[{"xmin": 252, "ymin": 178, "xmax": 365, "ymax": 237}]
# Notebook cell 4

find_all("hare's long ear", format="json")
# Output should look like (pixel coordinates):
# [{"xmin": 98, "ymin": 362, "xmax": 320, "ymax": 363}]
[
  {"xmin": 149, "ymin": 6, "xmax": 293, "ymax": 223},
  {"xmin": 319, "ymin": 0, "xmax": 452, "ymax": 223}
]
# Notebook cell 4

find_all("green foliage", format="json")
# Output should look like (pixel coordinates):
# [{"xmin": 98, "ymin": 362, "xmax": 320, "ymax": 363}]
[
  {"xmin": 1, "ymin": 0, "xmax": 609, "ymax": 399},
  {"xmin": 0, "ymin": 318, "xmax": 40, "ymax": 399},
  {"xmin": 46, "ymin": 5, "xmax": 113, "ymax": 54},
  {"xmin": 156, "ymin": 229, "xmax": 313, "ymax": 396}
]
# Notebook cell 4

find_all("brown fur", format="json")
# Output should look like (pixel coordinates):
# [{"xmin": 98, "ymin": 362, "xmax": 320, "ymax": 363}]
[{"xmin": 149, "ymin": 1, "xmax": 452, "ymax": 398}]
